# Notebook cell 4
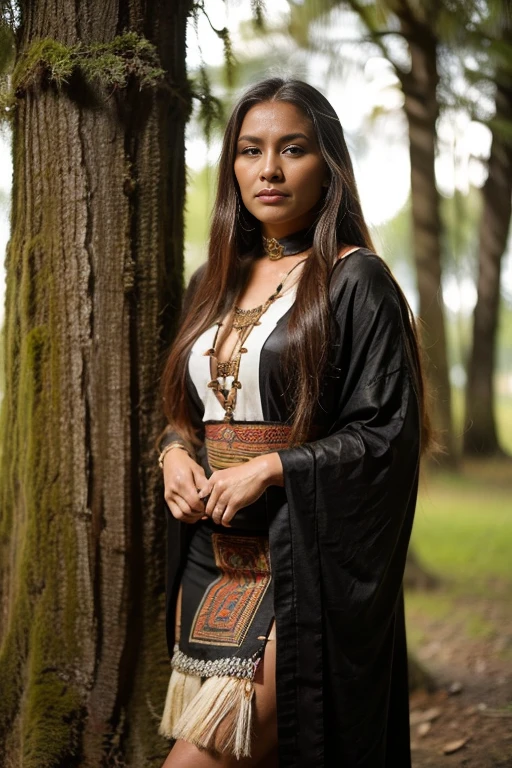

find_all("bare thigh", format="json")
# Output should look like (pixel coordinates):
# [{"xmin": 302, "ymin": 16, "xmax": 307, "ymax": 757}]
[{"xmin": 161, "ymin": 621, "xmax": 277, "ymax": 768}]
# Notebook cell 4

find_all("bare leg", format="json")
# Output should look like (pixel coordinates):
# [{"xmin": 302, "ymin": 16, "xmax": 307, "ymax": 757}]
[
  {"xmin": 161, "ymin": 621, "xmax": 277, "ymax": 768},
  {"xmin": 175, "ymin": 584, "xmax": 182, "ymax": 641}
]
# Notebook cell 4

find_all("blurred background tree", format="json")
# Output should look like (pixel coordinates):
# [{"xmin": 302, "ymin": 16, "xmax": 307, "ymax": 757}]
[{"xmin": 463, "ymin": 8, "xmax": 512, "ymax": 456}]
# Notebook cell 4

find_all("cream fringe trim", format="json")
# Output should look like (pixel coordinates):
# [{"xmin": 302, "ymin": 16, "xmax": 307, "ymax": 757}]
[
  {"xmin": 159, "ymin": 668, "xmax": 202, "ymax": 739},
  {"xmin": 159, "ymin": 669, "xmax": 255, "ymax": 759}
]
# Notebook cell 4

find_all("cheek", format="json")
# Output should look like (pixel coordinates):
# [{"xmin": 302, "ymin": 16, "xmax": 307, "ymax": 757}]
[
  {"xmin": 291, "ymin": 162, "xmax": 325, "ymax": 205},
  {"xmin": 296, "ymin": 158, "xmax": 325, "ymax": 185},
  {"xmin": 234, "ymin": 159, "xmax": 252, "ymax": 186},
  {"xmin": 234, "ymin": 161, "xmax": 255, "ymax": 206}
]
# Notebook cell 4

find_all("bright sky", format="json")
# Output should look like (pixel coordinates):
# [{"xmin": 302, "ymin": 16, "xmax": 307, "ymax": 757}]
[{"xmin": 0, "ymin": 0, "xmax": 508, "ymax": 326}]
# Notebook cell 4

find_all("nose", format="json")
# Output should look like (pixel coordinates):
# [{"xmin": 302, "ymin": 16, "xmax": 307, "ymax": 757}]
[{"xmin": 259, "ymin": 151, "xmax": 283, "ymax": 182}]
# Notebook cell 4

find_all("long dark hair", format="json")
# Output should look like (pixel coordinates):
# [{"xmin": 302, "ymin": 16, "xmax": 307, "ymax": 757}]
[{"xmin": 159, "ymin": 77, "xmax": 434, "ymax": 455}]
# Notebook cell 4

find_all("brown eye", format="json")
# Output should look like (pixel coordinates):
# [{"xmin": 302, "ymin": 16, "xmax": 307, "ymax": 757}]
[{"xmin": 283, "ymin": 145, "xmax": 305, "ymax": 155}]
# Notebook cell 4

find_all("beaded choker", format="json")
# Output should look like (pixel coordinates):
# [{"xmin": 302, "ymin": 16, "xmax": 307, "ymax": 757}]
[{"xmin": 262, "ymin": 226, "xmax": 315, "ymax": 260}]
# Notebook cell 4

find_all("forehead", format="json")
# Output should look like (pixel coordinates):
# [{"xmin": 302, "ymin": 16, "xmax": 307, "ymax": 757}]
[{"xmin": 238, "ymin": 101, "xmax": 313, "ymax": 138}]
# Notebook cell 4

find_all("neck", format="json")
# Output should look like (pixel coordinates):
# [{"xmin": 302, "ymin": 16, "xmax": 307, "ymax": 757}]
[
  {"xmin": 261, "ymin": 223, "xmax": 315, "ymax": 260},
  {"xmin": 261, "ymin": 213, "xmax": 317, "ymax": 240}
]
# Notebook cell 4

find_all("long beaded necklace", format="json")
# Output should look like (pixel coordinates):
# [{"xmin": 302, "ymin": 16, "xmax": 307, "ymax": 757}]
[{"xmin": 206, "ymin": 257, "xmax": 307, "ymax": 422}]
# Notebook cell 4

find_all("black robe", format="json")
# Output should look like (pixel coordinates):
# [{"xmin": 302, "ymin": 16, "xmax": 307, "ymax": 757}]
[{"xmin": 163, "ymin": 248, "xmax": 420, "ymax": 767}]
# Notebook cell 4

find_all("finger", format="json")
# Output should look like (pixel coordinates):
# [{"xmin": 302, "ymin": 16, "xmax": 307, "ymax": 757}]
[
  {"xmin": 203, "ymin": 482, "xmax": 221, "ymax": 518},
  {"xmin": 204, "ymin": 474, "xmax": 228, "ymax": 518},
  {"xmin": 198, "ymin": 478, "xmax": 213, "ymax": 503},
  {"xmin": 165, "ymin": 472, "xmax": 204, "ymax": 515},
  {"xmin": 209, "ymin": 486, "xmax": 230, "ymax": 525},
  {"xmin": 192, "ymin": 465, "xmax": 208, "ymax": 489},
  {"xmin": 212, "ymin": 502, "xmax": 228, "ymax": 526},
  {"xmin": 167, "ymin": 500, "xmax": 195, "ymax": 523},
  {"xmin": 221, "ymin": 504, "xmax": 237, "ymax": 527},
  {"xmin": 178, "ymin": 482, "xmax": 206, "ymax": 514},
  {"xmin": 170, "ymin": 468, "xmax": 204, "ymax": 505},
  {"xmin": 170, "ymin": 493, "xmax": 203, "ymax": 522}
]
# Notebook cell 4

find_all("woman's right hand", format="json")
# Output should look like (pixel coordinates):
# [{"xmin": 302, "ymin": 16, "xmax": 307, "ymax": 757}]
[{"xmin": 163, "ymin": 449, "xmax": 209, "ymax": 524}]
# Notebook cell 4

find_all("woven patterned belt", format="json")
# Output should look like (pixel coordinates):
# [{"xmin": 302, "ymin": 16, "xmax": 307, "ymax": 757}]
[{"xmin": 204, "ymin": 422, "xmax": 292, "ymax": 471}]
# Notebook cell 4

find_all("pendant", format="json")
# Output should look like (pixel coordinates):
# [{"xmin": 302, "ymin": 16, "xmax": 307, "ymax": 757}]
[{"xmin": 263, "ymin": 236, "xmax": 285, "ymax": 260}]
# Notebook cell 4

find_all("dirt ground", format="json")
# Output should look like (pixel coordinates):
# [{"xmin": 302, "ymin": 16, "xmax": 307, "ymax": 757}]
[{"xmin": 409, "ymin": 593, "xmax": 512, "ymax": 767}]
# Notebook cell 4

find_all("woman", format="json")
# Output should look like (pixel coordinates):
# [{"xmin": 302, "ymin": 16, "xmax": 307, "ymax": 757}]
[{"xmin": 156, "ymin": 77, "xmax": 433, "ymax": 768}]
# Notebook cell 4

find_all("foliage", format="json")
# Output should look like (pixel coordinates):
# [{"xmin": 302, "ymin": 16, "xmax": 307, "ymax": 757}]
[
  {"xmin": 18, "ymin": 32, "xmax": 165, "ymax": 90},
  {"xmin": 0, "ymin": 1, "xmax": 19, "ymax": 34},
  {"xmin": 193, "ymin": 64, "xmax": 225, "ymax": 144},
  {"xmin": 0, "ymin": 31, "xmax": 166, "ymax": 121},
  {"xmin": 187, "ymin": 0, "xmax": 298, "ymax": 143},
  {"xmin": 188, "ymin": 1, "xmax": 235, "ymax": 143},
  {"xmin": 0, "ymin": 17, "xmax": 15, "ymax": 76},
  {"xmin": 250, "ymin": 0, "xmax": 266, "ymax": 31}
]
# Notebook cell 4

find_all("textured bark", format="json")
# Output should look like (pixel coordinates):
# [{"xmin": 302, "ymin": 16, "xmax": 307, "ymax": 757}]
[
  {"xmin": 396, "ymin": 4, "xmax": 457, "ymax": 464},
  {"xmin": 0, "ymin": 2, "xmax": 191, "ymax": 766},
  {"xmin": 464, "ymin": 64, "xmax": 512, "ymax": 456}
]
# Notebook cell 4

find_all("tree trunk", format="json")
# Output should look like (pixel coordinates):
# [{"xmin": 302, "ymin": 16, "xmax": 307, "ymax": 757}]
[
  {"xmin": 464, "ymin": 70, "xmax": 512, "ymax": 456},
  {"xmin": 0, "ymin": 2, "xmax": 192, "ymax": 766},
  {"xmin": 404, "ymin": 549, "xmax": 439, "ymax": 591},
  {"xmin": 408, "ymin": 654, "xmax": 436, "ymax": 693},
  {"xmin": 396, "ymin": 6, "xmax": 457, "ymax": 464}
]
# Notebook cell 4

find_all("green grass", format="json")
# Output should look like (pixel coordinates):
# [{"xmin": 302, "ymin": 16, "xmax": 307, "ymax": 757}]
[
  {"xmin": 411, "ymin": 390, "xmax": 512, "ymax": 592},
  {"xmin": 413, "ymin": 469, "xmax": 512, "ymax": 590},
  {"xmin": 406, "ymin": 418, "xmax": 512, "ymax": 658},
  {"xmin": 496, "ymin": 394, "xmax": 512, "ymax": 455}
]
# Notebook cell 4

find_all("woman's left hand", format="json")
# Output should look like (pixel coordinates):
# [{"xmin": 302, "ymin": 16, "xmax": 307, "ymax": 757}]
[{"xmin": 200, "ymin": 452, "xmax": 283, "ymax": 526}]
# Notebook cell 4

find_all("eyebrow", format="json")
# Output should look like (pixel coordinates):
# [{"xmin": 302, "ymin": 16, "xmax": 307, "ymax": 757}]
[{"xmin": 237, "ymin": 132, "xmax": 310, "ymax": 143}]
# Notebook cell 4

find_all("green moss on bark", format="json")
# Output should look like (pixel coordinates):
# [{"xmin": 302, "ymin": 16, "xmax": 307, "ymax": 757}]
[
  {"xmin": 0, "ymin": 279, "xmax": 83, "ymax": 763},
  {"xmin": 0, "ymin": 31, "xmax": 166, "ymax": 121},
  {"xmin": 13, "ymin": 32, "xmax": 165, "ymax": 92}
]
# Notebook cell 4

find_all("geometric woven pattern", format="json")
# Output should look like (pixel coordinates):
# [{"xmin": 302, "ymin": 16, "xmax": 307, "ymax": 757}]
[
  {"xmin": 205, "ymin": 422, "xmax": 291, "ymax": 470},
  {"xmin": 189, "ymin": 534, "xmax": 271, "ymax": 647}
]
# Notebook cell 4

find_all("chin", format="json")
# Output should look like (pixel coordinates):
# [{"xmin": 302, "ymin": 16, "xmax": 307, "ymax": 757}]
[{"xmin": 251, "ymin": 209, "xmax": 299, "ymax": 225}]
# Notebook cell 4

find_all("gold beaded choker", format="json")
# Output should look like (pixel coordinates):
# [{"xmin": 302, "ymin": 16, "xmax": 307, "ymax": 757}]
[{"xmin": 262, "ymin": 226, "xmax": 315, "ymax": 260}]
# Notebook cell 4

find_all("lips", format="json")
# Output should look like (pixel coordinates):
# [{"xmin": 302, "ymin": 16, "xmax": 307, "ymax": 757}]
[
  {"xmin": 256, "ymin": 189, "xmax": 288, "ymax": 198},
  {"xmin": 255, "ymin": 189, "xmax": 289, "ymax": 204}
]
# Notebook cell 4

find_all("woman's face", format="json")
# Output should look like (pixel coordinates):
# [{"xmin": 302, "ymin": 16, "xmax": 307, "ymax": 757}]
[{"xmin": 233, "ymin": 101, "xmax": 329, "ymax": 240}]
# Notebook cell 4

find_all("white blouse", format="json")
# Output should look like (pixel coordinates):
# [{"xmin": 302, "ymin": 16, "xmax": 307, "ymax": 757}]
[{"xmin": 188, "ymin": 281, "xmax": 298, "ymax": 422}]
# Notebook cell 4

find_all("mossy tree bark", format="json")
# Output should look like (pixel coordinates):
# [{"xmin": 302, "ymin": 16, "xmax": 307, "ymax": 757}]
[{"xmin": 0, "ymin": 2, "xmax": 192, "ymax": 766}]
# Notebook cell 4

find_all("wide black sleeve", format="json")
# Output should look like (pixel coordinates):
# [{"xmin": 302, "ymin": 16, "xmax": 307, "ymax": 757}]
[
  {"xmin": 277, "ymin": 253, "xmax": 420, "ymax": 627},
  {"xmin": 270, "ymin": 253, "xmax": 420, "ymax": 766}
]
